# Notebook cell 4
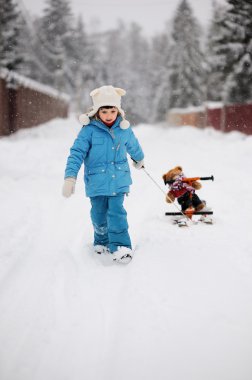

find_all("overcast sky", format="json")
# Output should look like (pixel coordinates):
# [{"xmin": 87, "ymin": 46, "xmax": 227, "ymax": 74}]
[{"xmin": 20, "ymin": 0, "xmax": 223, "ymax": 36}]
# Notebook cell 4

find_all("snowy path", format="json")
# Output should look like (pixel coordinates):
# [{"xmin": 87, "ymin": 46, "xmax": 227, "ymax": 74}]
[{"xmin": 0, "ymin": 117, "xmax": 252, "ymax": 380}]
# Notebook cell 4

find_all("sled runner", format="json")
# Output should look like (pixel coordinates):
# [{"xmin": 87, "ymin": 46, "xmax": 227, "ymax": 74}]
[
  {"xmin": 165, "ymin": 211, "xmax": 213, "ymax": 216},
  {"xmin": 167, "ymin": 211, "xmax": 213, "ymax": 227}
]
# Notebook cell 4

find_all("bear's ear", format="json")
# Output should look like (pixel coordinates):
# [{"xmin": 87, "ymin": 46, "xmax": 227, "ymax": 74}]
[
  {"xmin": 174, "ymin": 166, "xmax": 182, "ymax": 171},
  {"xmin": 90, "ymin": 88, "xmax": 100, "ymax": 97},
  {"xmin": 115, "ymin": 87, "xmax": 126, "ymax": 96},
  {"xmin": 162, "ymin": 174, "xmax": 168, "ymax": 184}
]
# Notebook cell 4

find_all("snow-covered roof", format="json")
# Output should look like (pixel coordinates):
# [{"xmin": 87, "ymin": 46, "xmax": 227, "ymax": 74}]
[
  {"xmin": 169, "ymin": 102, "xmax": 224, "ymax": 114},
  {"xmin": 204, "ymin": 101, "xmax": 223, "ymax": 109},
  {"xmin": 0, "ymin": 68, "xmax": 70, "ymax": 102},
  {"xmin": 169, "ymin": 105, "xmax": 205, "ymax": 114}
]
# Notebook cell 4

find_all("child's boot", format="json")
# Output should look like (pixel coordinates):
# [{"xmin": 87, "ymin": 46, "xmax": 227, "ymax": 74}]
[
  {"xmin": 94, "ymin": 245, "xmax": 109, "ymax": 254},
  {"xmin": 111, "ymin": 246, "xmax": 133, "ymax": 264}
]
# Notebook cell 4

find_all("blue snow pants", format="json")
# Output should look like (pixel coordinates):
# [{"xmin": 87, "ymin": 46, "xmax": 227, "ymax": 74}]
[{"xmin": 90, "ymin": 194, "xmax": 132, "ymax": 253}]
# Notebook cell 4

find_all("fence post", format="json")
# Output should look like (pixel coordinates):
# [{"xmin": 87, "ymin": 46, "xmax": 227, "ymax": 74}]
[
  {"xmin": 7, "ymin": 87, "xmax": 17, "ymax": 134},
  {"xmin": 220, "ymin": 103, "xmax": 226, "ymax": 132}
]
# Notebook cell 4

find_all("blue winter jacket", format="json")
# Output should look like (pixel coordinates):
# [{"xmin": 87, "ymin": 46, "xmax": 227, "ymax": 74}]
[{"xmin": 64, "ymin": 116, "xmax": 144, "ymax": 197}]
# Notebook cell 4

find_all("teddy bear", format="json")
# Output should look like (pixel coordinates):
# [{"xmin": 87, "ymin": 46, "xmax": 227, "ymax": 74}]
[{"xmin": 162, "ymin": 166, "xmax": 205, "ymax": 213}]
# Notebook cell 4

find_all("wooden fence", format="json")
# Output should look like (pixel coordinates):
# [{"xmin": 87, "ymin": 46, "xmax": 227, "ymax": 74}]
[
  {"xmin": 0, "ymin": 69, "xmax": 69, "ymax": 136},
  {"xmin": 168, "ymin": 103, "xmax": 252, "ymax": 136}
]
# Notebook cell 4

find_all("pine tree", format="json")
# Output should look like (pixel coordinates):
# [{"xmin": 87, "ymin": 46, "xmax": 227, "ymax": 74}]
[
  {"xmin": 72, "ymin": 17, "xmax": 103, "ymax": 111},
  {"xmin": 123, "ymin": 22, "xmax": 150, "ymax": 123},
  {"xmin": 23, "ymin": 17, "xmax": 50, "ymax": 82},
  {"xmin": 38, "ymin": 0, "xmax": 74, "ymax": 92},
  {"xmin": 103, "ymin": 21, "xmax": 128, "ymax": 89},
  {"xmin": 206, "ymin": 1, "xmax": 228, "ymax": 101},
  {"xmin": 149, "ymin": 31, "xmax": 171, "ymax": 122},
  {"xmin": 168, "ymin": 0, "xmax": 205, "ymax": 109},
  {"xmin": 100, "ymin": 21, "xmax": 151, "ymax": 123},
  {"xmin": 16, "ymin": 12, "xmax": 37, "ymax": 77},
  {"xmin": 222, "ymin": 0, "xmax": 252, "ymax": 103},
  {"xmin": 0, "ymin": 0, "xmax": 23, "ymax": 71}
]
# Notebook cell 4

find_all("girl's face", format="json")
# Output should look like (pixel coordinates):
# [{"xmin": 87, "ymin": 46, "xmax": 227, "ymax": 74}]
[{"xmin": 98, "ymin": 107, "xmax": 118, "ymax": 124}]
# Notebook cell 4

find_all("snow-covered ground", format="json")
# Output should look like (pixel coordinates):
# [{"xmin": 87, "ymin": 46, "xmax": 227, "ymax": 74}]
[{"xmin": 0, "ymin": 116, "xmax": 252, "ymax": 380}]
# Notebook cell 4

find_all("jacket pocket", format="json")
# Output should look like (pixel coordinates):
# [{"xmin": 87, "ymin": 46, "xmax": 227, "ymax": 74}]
[
  {"xmin": 115, "ymin": 162, "xmax": 132, "ymax": 188},
  {"xmin": 115, "ymin": 162, "xmax": 130, "ymax": 172},
  {"xmin": 86, "ymin": 166, "xmax": 107, "ymax": 193},
  {"xmin": 87, "ymin": 166, "xmax": 107, "ymax": 175}
]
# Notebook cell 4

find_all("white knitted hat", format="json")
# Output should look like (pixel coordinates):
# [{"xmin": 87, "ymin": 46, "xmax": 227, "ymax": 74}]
[{"xmin": 79, "ymin": 85, "xmax": 130, "ymax": 129}]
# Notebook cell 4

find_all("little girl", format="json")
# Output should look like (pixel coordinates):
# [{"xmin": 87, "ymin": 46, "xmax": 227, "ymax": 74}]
[{"xmin": 62, "ymin": 85, "xmax": 144, "ymax": 264}]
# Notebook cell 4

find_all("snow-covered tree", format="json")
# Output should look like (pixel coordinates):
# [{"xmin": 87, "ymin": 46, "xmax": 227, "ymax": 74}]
[
  {"xmin": 37, "ymin": 0, "xmax": 75, "ymax": 92},
  {"xmin": 15, "ymin": 12, "xmax": 40, "ymax": 78},
  {"xmin": 123, "ymin": 22, "xmax": 151, "ymax": 123},
  {"xmin": 72, "ymin": 17, "xmax": 104, "ymax": 111},
  {"xmin": 206, "ymin": 1, "xmax": 229, "ymax": 101},
  {"xmin": 0, "ymin": 0, "xmax": 23, "ymax": 71},
  {"xmin": 102, "ymin": 21, "xmax": 128, "ymax": 89},
  {"xmin": 221, "ymin": 0, "xmax": 252, "ymax": 103},
  {"xmin": 94, "ymin": 21, "xmax": 152, "ymax": 123},
  {"xmin": 168, "ymin": 0, "xmax": 205, "ymax": 108},
  {"xmin": 149, "ymin": 31, "xmax": 171, "ymax": 122}
]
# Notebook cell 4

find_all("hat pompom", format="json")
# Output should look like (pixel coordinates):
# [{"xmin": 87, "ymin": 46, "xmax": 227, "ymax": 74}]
[
  {"xmin": 79, "ymin": 114, "xmax": 90, "ymax": 125},
  {"xmin": 120, "ymin": 119, "xmax": 130, "ymax": 129}
]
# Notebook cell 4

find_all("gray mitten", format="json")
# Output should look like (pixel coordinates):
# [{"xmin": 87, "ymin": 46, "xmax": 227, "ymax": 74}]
[{"xmin": 62, "ymin": 177, "xmax": 76, "ymax": 198}]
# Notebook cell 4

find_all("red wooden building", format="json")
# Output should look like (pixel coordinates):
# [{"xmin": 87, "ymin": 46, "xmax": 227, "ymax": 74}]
[{"xmin": 0, "ymin": 69, "xmax": 69, "ymax": 136}]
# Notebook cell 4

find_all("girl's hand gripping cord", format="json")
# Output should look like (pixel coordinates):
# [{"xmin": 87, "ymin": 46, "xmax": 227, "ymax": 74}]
[{"xmin": 132, "ymin": 159, "xmax": 145, "ymax": 169}]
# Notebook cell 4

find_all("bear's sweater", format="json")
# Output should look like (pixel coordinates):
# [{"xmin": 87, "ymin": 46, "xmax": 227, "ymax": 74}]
[{"xmin": 169, "ymin": 175, "xmax": 195, "ymax": 198}]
